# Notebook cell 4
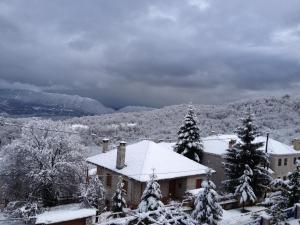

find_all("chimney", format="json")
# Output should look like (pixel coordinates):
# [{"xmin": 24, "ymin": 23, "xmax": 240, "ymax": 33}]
[
  {"xmin": 116, "ymin": 141, "xmax": 126, "ymax": 169},
  {"xmin": 229, "ymin": 139, "xmax": 236, "ymax": 149},
  {"xmin": 292, "ymin": 139, "xmax": 300, "ymax": 151},
  {"xmin": 102, "ymin": 138, "xmax": 109, "ymax": 153}
]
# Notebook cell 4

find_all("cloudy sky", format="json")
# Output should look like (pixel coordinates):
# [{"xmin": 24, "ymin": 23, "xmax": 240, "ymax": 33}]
[{"xmin": 0, "ymin": 0, "xmax": 300, "ymax": 108}]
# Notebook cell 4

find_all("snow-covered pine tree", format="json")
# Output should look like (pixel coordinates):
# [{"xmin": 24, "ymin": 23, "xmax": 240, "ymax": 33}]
[
  {"xmin": 112, "ymin": 176, "xmax": 127, "ymax": 217},
  {"xmin": 223, "ymin": 145, "xmax": 241, "ymax": 193},
  {"xmin": 262, "ymin": 178, "xmax": 290, "ymax": 224},
  {"xmin": 138, "ymin": 172, "xmax": 164, "ymax": 213},
  {"xmin": 83, "ymin": 175, "xmax": 106, "ymax": 212},
  {"xmin": 192, "ymin": 171, "xmax": 223, "ymax": 225},
  {"xmin": 286, "ymin": 160, "xmax": 300, "ymax": 205},
  {"xmin": 224, "ymin": 112, "xmax": 271, "ymax": 197},
  {"xmin": 234, "ymin": 165, "xmax": 256, "ymax": 211},
  {"xmin": 174, "ymin": 105, "xmax": 203, "ymax": 163}
]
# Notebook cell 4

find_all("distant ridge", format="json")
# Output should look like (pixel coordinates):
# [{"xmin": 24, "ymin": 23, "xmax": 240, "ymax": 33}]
[
  {"xmin": 0, "ymin": 89, "xmax": 114, "ymax": 117},
  {"xmin": 69, "ymin": 95, "xmax": 300, "ymax": 144}
]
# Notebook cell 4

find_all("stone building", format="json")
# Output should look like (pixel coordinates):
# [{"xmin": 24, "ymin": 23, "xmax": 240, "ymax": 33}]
[
  {"xmin": 160, "ymin": 135, "xmax": 300, "ymax": 190},
  {"xmin": 86, "ymin": 140, "xmax": 211, "ymax": 208},
  {"xmin": 201, "ymin": 134, "xmax": 300, "ymax": 188}
]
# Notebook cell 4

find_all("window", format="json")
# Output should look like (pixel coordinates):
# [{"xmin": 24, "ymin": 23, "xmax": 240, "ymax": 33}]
[
  {"xmin": 294, "ymin": 157, "xmax": 297, "ymax": 164},
  {"xmin": 284, "ymin": 158, "xmax": 288, "ymax": 166},
  {"xmin": 178, "ymin": 182, "xmax": 182, "ymax": 189},
  {"xmin": 106, "ymin": 174, "xmax": 112, "ymax": 187},
  {"xmin": 283, "ymin": 176, "xmax": 287, "ymax": 180},
  {"xmin": 278, "ymin": 158, "xmax": 282, "ymax": 166},
  {"xmin": 196, "ymin": 179, "xmax": 202, "ymax": 189}
]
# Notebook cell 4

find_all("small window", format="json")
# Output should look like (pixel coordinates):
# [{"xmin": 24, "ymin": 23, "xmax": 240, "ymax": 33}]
[
  {"xmin": 106, "ymin": 174, "xmax": 112, "ymax": 187},
  {"xmin": 284, "ymin": 158, "xmax": 288, "ymax": 166},
  {"xmin": 196, "ymin": 179, "xmax": 202, "ymax": 189},
  {"xmin": 294, "ymin": 157, "xmax": 297, "ymax": 164},
  {"xmin": 278, "ymin": 159, "xmax": 282, "ymax": 166},
  {"xmin": 283, "ymin": 176, "xmax": 287, "ymax": 180}
]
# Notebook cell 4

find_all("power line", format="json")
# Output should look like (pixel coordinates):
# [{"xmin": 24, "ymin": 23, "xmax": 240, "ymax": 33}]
[
  {"xmin": 0, "ymin": 119, "xmax": 274, "ymax": 143},
  {"xmin": 0, "ymin": 168, "xmax": 206, "ymax": 179}
]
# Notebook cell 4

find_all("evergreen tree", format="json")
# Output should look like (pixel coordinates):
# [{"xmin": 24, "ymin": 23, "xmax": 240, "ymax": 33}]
[
  {"xmin": 192, "ymin": 171, "xmax": 223, "ymax": 225},
  {"xmin": 112, "ymin": 176, "xmax": 127, "ymax": 217},
  {"xmin": 82, "ymin": 176, "xmax": 106, "ymax": 211},
  {"xmin": 286, "ymin": 160, "xmax": 300, "ymax": 205},
  {"xmin": 138, "ymin": 172, "xmax": 164, "ymax": 213},
  {"xmin": 224, "ymin": 112, "xmax": 271, "ymax": 197},
  {"xmin": 223, "ymin": 146, "xmax": 241, "ymax": 193},
  {"xmin": 174, "ymin": 105, "xmax": 203, "ymax": 163},
  {"xmin": 234, "ymin": 165, "xmax": 256, "ymax": 211},
  {"xmin": 262, "ymin": 179, "xmax": 290, "ymax": 224}
]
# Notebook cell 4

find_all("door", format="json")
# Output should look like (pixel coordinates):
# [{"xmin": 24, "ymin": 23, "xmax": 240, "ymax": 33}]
[
  {"xmin": 196, "ymin": 179, "xmax": 202, "ymax": 189},
  {"xmin": 169, "ymin": 180, "xmax": 176, "ymax": 198}
]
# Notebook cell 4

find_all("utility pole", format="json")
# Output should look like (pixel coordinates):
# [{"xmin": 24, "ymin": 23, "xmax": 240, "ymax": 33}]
[{"xmin": 265, "ymin": 133, "xmax": 269, "ymax": 153}]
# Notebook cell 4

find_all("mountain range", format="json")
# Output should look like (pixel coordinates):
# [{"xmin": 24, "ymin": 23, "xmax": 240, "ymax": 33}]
[{"xmin": 0, "ymin": 89, "xmax": 154, "ymax": 117}]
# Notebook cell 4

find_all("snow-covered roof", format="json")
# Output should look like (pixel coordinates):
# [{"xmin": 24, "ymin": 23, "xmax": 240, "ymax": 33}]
[
  {"xmin": 186, "ymin": 188, "xmax": 204, "ymax": 196},
  {"xmin": 202, "ymin": 134, "xmax": 299, "ymax": 155},
  {"xmin": 87, "ymin": 140, "xmax": 211, "ymax": 182},
  {"xmin": 35, "ymin": 203, "xmax": 96, "ymax": 224},
  {"xmin": 158, "ymin": 134, "xmax": 299, "ymax": 156}
]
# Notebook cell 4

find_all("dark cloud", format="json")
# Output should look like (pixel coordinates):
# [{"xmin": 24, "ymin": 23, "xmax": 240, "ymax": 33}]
[{"xmin": 0, "ymin": 0, "xmax": 300, "ymax": 108}]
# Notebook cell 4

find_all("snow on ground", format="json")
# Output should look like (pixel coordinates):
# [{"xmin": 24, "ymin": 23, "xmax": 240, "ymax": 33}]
[
  {"xmin": 0, "ymin": 213, "xmax": 25, "ymax": 225},
  {"xmin": 286, "ymin": 219, "xmax": 300, "ymax": 225},
  {"xmin": 35, "ymin": 203, "xmax": 96, "ymax": 224},
  {"xmin": 220, "ymin": 206, "xmax": 267, "ymax": 225},
  {"xmin": 87, "ymin": 140, "xmax": 211, "ymax": 182}
]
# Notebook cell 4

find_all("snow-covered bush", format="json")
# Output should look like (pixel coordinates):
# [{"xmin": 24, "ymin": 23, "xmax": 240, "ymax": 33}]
[
  {"xmin": 82, "ymin": 175, "xmax": 106, "ymax": 211},
  {"xmin": 130, "ymin": 204, "xmax": 196, "ymax": 225},
  {"xmin": 5, "ymin": 201, "xmax": 43, "ymax": 224}
]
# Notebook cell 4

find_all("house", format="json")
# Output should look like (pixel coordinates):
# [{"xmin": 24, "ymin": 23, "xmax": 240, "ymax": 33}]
[
  {"xmin": 35, "ymin": 203, "xmax": 96, "ymax": 225},
  {"xmin": 201, "ymin": 135, "xmax": 300, "ymax": 188},
  {"xmin": 86, "ymin": 140, "xmax": 212, "ymax": 208},
  {"xmin": 159, "ymin": 135, "xmax": 300, "ymax": 189}
]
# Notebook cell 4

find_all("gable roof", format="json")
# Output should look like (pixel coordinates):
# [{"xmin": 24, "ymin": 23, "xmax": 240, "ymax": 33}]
[{"xmin": 87, "ymin": 140, "xmax": 210, "ymax": 182}]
